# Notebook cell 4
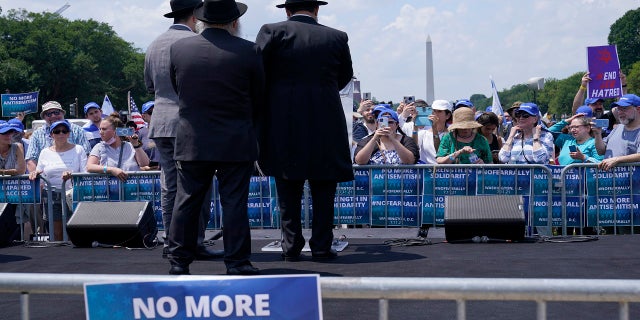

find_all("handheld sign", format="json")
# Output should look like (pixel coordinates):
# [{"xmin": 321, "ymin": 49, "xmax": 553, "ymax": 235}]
[
  {"xmin": 1, "ymin": 91, "xmax": 39, "ymax": 117},
  {"xmin": 587, "ymin": 45, "xmax": 622, "ymax": 99}
]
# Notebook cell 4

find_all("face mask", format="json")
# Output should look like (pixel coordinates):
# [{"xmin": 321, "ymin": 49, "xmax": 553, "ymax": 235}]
[{"xmin": 105, "ymin": 136, "xmax": 117, "ymax": 145}]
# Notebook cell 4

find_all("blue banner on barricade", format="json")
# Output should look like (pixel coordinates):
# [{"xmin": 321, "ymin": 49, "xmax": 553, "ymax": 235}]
[
  {"xmin": 561, "ymin": 163, "xmax": 639, "ymax": 230},
  {"xmin": 66, "ymin": 163, "xmax": 640, "ymax": 234},
  {"xmin": 0, "ymin": 175, "xmax": 40, "ymax": 204}
]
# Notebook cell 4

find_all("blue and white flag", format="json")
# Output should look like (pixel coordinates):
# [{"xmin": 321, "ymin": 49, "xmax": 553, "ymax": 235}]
[
  {"xmin": 489, "ymin": 76, "xmax": 504, "ymax": 116},
  {"xmin": 101, "ymin": 94, "xmax": 115, "ymax": 115}
]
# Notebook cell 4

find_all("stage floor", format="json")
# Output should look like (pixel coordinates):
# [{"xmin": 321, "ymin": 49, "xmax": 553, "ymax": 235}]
[{"xmin": 2, "ymin": 228, "xmax": 640, "ymax": 319}]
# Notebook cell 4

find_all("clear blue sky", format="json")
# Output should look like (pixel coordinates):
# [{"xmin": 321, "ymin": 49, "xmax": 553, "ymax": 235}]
[{"xmin": 2, "ymin": 0, "xmax": 638, "ymax": 103}]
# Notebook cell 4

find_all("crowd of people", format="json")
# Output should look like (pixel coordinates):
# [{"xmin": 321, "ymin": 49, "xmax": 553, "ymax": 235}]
[
  {"xmin": 352, "ymin": 80, "xmax": 639, "ymax": 169},
  {"xmin": 6, "ymin": 0, "xmax": 639, "ymax": 278},
  {"xmin": 7, "ymin": 99, "xmax": 157, "ymax": 243}
]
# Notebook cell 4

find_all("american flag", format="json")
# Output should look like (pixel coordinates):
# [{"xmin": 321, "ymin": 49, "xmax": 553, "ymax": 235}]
[{"xmin": 129, "ymin": 96, "xmax": 146, "ymax": 129}]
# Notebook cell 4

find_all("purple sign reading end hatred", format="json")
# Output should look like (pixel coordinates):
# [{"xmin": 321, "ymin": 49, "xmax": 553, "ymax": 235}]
[{"xmin": 587, "ymin": 45, "xmax": 623, "ymax": 99}]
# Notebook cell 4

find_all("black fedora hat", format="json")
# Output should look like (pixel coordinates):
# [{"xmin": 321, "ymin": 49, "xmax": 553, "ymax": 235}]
[
  {"xmin": 164, "ymin": 0, "xmax": 202, "ymax": 18},
  {"xmin": 276, "ymin": 0, "xmax": 328, "ymax": 9},
  {"xmin": 194, "ymin": 0, "xmax": 247, "ymax": 24}
]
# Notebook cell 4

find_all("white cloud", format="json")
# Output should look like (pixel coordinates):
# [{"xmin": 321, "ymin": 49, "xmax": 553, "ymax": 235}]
[{"xmin": 1, "ymin": 0, "xmax": 638, "ymax": 102}]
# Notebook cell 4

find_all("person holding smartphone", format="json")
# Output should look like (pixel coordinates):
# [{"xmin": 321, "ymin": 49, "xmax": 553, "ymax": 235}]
[
  {"xmin": 354, "ymin": 109, "xmax": 419, "ymax": 165},
  {"xmin": 557, "ymin": 116, "xmax": 603, "ymax": 165},
  {"xmin": 86, "ymin": 115, "xmax": 150, "ymax": 181}
]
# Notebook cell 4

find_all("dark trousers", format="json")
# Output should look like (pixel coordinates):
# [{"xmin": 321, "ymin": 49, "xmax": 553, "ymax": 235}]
[
  {"xmin": 169, "ymin": 160, "xmax": 253, "ymax": 269},
  {"xmin": 275, "ymin": 178, "xmax": 337, "ymax": 255},
  {"xmin": 155, "ymin": 137, "xmax": 210, "ymax": 247}
]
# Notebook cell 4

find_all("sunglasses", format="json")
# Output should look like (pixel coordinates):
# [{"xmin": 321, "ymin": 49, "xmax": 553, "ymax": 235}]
[
  {"xmin": 52, "ymin": 129, "xmax": 69, "ymax": 134},
  {"xmin": 145, "ymin": 110, "xmax": 153, "ymax": 116},
  {"xmin": 515, "ymin": 113, "xmax": 533, "ymax": 119},
  {"xmin": 44, "ymin": 110, "xmax": 62, "ymax": 117}
]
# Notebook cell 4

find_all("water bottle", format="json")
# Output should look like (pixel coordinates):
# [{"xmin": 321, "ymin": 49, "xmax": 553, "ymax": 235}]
[{"xmin": 468, "ymin": 152, "xmax": 479, "ymax": 163}]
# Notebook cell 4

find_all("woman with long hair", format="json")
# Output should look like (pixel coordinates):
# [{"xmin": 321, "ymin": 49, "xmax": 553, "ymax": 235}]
[{"xmin": 476, "ymin": 112, "xmax": 504, "ymax": 164}]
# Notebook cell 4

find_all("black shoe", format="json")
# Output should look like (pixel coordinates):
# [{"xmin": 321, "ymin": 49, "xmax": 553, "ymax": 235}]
[
  {"xmin": 281, "ymin": 253, "xmax": 302, "ymax": 262},
  {"xmin": 226, "ymin": 264, "xmax": 260, "ymax": 276},
  {"xmin": 162, "ymin": 247, "xmax": 169, "ymax": 259},
  {"xmin": 169, "ymin": 265, "xmax": 190, "ymax": 275},
  {"xmin": 195, "ymin": 246, "xmax": 225, "ymax": 260},
  {"xmin": 312, "ymin": 249, "xmax": 338, "ymax": 260}
]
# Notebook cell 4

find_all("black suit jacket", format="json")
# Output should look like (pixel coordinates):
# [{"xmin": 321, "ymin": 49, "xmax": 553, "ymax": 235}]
[
  {"xmin": 170, "ymin": 28, "xmax": 264, "ymax": 162},
  {"xmin": 256, "ymin": 15, "xmax": 354, "ymax": 182}
]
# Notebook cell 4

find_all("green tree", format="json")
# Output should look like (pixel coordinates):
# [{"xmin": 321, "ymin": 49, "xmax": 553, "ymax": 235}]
[
  {"xmin": 626, "ymin": 60, "xmax": 640, "ymax": 93},
  {"xmin": 0, "ymin": 9, "xmax": 150, "ymax": 120},
  {"xmin": 608, "ymin": 8, "xmax": 640, "ymax": 71}
]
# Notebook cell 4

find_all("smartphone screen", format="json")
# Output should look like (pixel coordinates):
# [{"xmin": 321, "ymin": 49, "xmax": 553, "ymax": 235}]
[
  {"xmin": 569, "ymin": 145, "xmax": 577, "ymax": 152},
  {"xmin": 379, "ymin": 117, "xmax": 389, "ymax": 128},
  {"xmin": 413, "ymin": 107, "xmax": 432, "ymax": 127}
]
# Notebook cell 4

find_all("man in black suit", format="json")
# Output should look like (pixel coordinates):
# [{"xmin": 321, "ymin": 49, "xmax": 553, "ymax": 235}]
[
  {"xmin": 256, "ymin": 0, "xmax": 354, "ymax": 261},
  {"xmin": 168, "ymin": 0, "xmax": 264, "ymax": 275}
]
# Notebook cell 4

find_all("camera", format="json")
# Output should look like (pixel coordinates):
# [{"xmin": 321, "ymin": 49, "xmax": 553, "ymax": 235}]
[
  {"xmin": 116, "ymin": 127, "xmax": 134, "ymax": 136},
  {"xmin": 594, "ymin": 119, "xmax": 609, "ymax": 129},
  {"xmin": 403, "ymin": 96, "xmax": 415, "ymax": 104}
]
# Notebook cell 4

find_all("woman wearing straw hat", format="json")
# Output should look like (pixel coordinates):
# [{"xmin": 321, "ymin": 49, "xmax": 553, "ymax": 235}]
[{"xmin": 436, "ymin": 107, "xmax": 492, "ymax": 164}]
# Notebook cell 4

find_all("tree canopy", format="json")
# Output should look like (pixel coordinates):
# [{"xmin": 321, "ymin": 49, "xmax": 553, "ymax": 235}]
[{"xmin": 0, "ymin": 9, "xmax": 150, "ymax": 123}]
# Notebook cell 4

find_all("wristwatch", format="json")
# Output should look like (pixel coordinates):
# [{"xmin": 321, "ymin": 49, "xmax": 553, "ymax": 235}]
[{"xmin": 448, "ymin": 154, "xmax": 456, "ymax": 162}]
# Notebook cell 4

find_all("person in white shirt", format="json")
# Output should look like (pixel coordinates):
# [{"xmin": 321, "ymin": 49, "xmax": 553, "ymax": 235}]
[
  {"xmin": 29, "ymin": 120, "xmax": 87, "ymax": 241},
  {"xmin": 405, "ymin": 100, "xmax": 453, "ymax": 164}
]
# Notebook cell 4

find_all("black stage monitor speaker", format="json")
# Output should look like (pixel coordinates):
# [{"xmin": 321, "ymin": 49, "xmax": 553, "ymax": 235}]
[
  {"xmin": 444, "ymin": 195, "xmax": 525, "ymax": 243},
  {"xmin": 0, "ymin": 203, "xmax": 18, "ymax": 247},
  {"xmin": 66, "ymin": 201, "xmax": 157, "ymax": 248}
]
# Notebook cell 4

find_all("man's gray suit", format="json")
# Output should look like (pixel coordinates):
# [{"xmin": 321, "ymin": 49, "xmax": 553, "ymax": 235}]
[{"xmin": 144, "ymin": 24, "xmax": 212, "ymax": 252}]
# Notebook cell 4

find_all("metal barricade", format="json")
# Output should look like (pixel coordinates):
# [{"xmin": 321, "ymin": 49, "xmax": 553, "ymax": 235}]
[
  {"xmin": 1, "ymin": 175, "xmax": 52, "ymax": 242},
  {"xmin": 561, "ymin": 162, "xmax": 640, "ymax": 235},
  {"xmin": 337, "ymin": 164, "xmax": 553, "ymax": 235},
  {"xmin": 1, "ymin": 273, "xmax": 639, "ymax": 320}
]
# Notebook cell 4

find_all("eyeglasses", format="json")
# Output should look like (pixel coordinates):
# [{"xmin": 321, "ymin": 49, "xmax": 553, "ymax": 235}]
[
  {"xmin": 145, "ymin": 111, "xmax": 153, "ymax": 116},
  {"xmin": 515, "ymin": 113, "xmax": 532, "ymax": 119},
  {"xmin": 387, "ymin": 120, "xmax": 397, "ymax": 125},
  {"xmin": 568, "ymin": 125, "xmax": 588, "ymax": 130},
  {"xmin": 52, "ymin": 129, "xmax": 69, "ymax": 134},
  {"xmin": 44, "ymin": 110, "xmax": 62, "ymax": 117}
]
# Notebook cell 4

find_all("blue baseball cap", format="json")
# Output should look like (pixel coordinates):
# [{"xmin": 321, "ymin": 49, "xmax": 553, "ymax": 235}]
[
  {"xmin": 515, "ymin": 103, "xmax": 539, "ymax": 116},
  {"xmin": 584, "ymin": 97, "xmax": 604, "ymax": 105},
  {"xmin": 142, "ymin": 101, "xmax": 154, "ymax": 114},
  {"xmin": 377, "ymin": 109, "xmax": 399, "ymax": 123},
  {"xmin": 611, "ymin": 94, "xmax": 640, "ymax": 107},
  {"xmin": 454, "ymin": 99, "xmax": 474, "ymax": 109},
  {"xmin": 0, "ymin": 121, "xmax": 19, "ymax": 134},
  {"xmin": 7, "ymin": 118, "xmax": 24, "ymax": 132},
  {"xmin": 83, "ymin": 102, "xmax": 101, "ymax": 114},
  {"xmin": 49, "ymin": 120, "xmax": 71, "ymax": 133},
  {"xmin": 575, "ymin": 105, "xmax": 593, "ymax": 117},
  {"xmin": 373, "ymin": 104, "xmax": 391, "ymax": 117}
]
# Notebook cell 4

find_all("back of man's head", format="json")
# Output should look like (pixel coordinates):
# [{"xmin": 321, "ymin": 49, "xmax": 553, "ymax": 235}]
[{"xmin": 287, "ymin": 3, "xmax": 319, "ymax": 15}]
